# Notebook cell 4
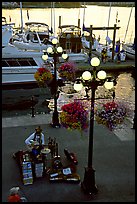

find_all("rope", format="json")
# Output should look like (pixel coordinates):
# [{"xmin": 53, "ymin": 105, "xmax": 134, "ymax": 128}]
[
  {"xmin": 107, "ymin": 2, "xmax": 112, "ymax": 37},
  {"xmin": 123, "ymin": 6, "xmax": 133, "ymax": 42},
  {"xmin": 82, "ymin": 2, "xmax": 86, "ymax": 35}
]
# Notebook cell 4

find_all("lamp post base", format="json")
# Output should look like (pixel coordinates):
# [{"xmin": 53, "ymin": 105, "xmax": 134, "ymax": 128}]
[
  {"xmin": 81, "ymin": 167, "xmax": 98, "ymax": 195},
  {"xmin": 51, "ymin": 111, "xmax": 61, "ymax": 128}
]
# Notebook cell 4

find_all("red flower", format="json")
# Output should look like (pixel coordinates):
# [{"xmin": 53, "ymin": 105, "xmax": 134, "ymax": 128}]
[
  {"xmin": 58, "ymin": 62, "xmax": 77, "ymax": 81},
  {"xmin": 60, "ymin": 100, "xmax": 89, "ymax": 132}
]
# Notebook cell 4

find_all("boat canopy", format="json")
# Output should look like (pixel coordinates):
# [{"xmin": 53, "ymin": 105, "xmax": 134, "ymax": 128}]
[
  {"xmin": 25, "ymin": 22, "xmax": 53, "ymax": 33},
  {"xmin": 25, "ymin": 22, "xmax": 49, "ymax": 27},
  {"xmin": 59, "ymin": 25, "xmax": 81, "ymax": 29}
]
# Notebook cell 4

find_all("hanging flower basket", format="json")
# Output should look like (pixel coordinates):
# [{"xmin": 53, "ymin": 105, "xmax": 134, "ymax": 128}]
[
  {"xmin": 34, "ymin": 67, "xmax": 53, "ymax": 87},
  {"xmin": 58, "ymin": 62, "xmax": 77, "ymax": 81},
  {"xmin": 95, "ymin": 101, "xmax": 128, "ymax": 130},
  {"xmin": 60, "ymin": 100, "xmax": 89, "ymax": 133}
]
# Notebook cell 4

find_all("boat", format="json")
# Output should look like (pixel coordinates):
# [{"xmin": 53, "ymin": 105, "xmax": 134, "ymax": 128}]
[
  {"xmin": 10, "ymin": 22, "xmax": 54, "ymax": 52},
  {"xmin": 81, "ymin": 35, "xmax": 100, "ymax": 50},
  {"xmin": 2, "ymin": 42, "xmax": 53, "ymax": 86},
  {"xmin": 122, "ymin": 6, "xmax": 135, "ymax": 60},
  {"xmin": 81, "ymin": 22, "xmax": 114, "ymax": 58},
  {"xmin": 57, "ymin": 17, "xmax": 88, "ymax": 62},
  {"xmin": 58, "ymin": 24, "xmax": 82, "ymax": 53},
  {"xmin": 10, "ymin": 2, "xmax": 55, "ymax": 51},
  {"xmin": 122, "ymin": 42, "xmax": 135, "ymax": 60},
  {"xmin": 81, "ymin": 33, "xmax": 113, "ymax": 59},
  {"xmin": 2, "ymin": 17, "xmax": 15, "ymax": 47}
]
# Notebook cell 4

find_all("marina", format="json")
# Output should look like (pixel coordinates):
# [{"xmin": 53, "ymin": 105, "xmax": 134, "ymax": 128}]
[
  {"xmin": 2, "ymin": 3, "xmax": 135, "ymax": 86},
  {"xmin": 2, "ymin": 3, "xmax": 135, "ymax": 112},
  {"xmin": 2, "ymin": 3, "xmax": 135, "ymax": 203}
]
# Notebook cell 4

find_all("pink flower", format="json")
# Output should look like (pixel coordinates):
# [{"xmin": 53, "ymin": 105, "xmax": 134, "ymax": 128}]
[{"xmin": 95, "ymin": 101, "xmax": 127, "ymax": 130}]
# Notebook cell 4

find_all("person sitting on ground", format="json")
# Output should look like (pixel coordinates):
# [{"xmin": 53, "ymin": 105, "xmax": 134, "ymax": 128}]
[
  {"xmin": 8, "ymin": 187, "xmax": 21, "ymax": 202},
  {"xmin": 13, "ymin": 126, "xmax": 45, "ymax": 161},
  {"xmin": 8, "ymin": 187, "xmax": 27, "ymax": 202},
  {"xmin": 25, "ymin": 126, "xmax": 45, "ymax": 151}
]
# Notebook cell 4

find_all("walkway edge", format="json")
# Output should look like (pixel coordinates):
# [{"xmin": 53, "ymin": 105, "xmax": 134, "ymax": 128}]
[{"xmin": 2, "ymin": 113, "xmax": 52, "ymax": 128}]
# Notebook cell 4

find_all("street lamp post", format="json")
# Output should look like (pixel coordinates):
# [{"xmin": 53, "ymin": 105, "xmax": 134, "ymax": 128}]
[
  {"xmin": 42, "ymin": 38, "xmax": 68, "ymax": 128},
  {"xmin": 74, "ymin": 57, "xmax": 114, "ymax": 195}
]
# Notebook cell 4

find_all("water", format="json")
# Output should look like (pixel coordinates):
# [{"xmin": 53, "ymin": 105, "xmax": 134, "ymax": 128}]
[
  {"xmin": 2, "ymin": 5, "xmax": 135, "ymax": 118},
  {"xmin": 56, "ymin": 73, "xmax": 135, "ymax": 112},
  {"xmin": 2, "ymin": 71, "xmax": 135, "ymax": 118},
  {"xmin": 2, "ymin": 5, "xmax": 135, "ymax": 44}
]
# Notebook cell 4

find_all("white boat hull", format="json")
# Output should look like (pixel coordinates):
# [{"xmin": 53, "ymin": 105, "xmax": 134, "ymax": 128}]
[
  {"xmin": 2, "ymin": 66, "xmax": 39, "ymax": 85},
  {"xmin": 59, "ymin": 52, "xmax": 88, "ymax": 63},
  {"xmin": 122, "ymin": 43, "xmax": 135, "ymax": 60},
  {"xmin": 12, "ymin": 40, "xmax": 51, "ymax": 51},
  {"xmin": 2, "ymin": 44, "xmax": 45, "ymax": 85},
  {"xmin": 2, "ymin": 38, "xmax": 88, "ymax": 85},
  {"xmin": 2, "ymin": 73, "xmax": 37, "ymax": 84}
]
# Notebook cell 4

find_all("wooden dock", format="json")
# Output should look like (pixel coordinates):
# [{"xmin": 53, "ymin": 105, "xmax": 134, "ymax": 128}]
[{"xmin": 74, "ymin": 58, "xmax": 135, "ymax": 73}]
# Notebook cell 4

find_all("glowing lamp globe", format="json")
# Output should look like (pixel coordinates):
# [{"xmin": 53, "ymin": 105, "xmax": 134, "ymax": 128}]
[
  {"xmin": 57, "ymin": 46, "xmax": 63, "ymax": 53},
  {"xmin": 104, "ymin": 81, "xmax": 114, "ymax": 89},
  {"xmin": 91, "ymin": 57, "xmax": 100, "ymax": 67},
  {"xmin": 82, "ymin": 71, "xmax": 92, "ymax": 80},
  {"xmin": 42, "ymin": 54, "xmax": 48, "ymax": 61},
  {"xmin": 52, "ymin": 38, "xmax": 58, "ymax": 45},
  {"xmin": 97, "ymin": 70, "xmax": 106, "ymax": 79},
  {"xmin": 47, "ymin": 47, "xmax": 53, "ymax": 53},
  {"xmin": 62, "ymin": 53, "xmax": 68, "ymax": 60},
  {"xmin": 74, "ymin": 82, "xmax": 83, "ymax": 91}
]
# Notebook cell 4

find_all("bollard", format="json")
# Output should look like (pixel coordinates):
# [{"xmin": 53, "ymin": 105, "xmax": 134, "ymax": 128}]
[
  {"xmin": 112, "ymin": 90, "xmax": 115, "ymax": 101},
  {"xmin": 31, "ymin": 96, "xmax": 35, "ymax": 117}
]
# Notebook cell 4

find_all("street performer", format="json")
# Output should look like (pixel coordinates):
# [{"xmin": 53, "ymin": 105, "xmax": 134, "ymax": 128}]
[{"xmin": 25, "ymin": 126, "xmax": 45, "ymax": 151}]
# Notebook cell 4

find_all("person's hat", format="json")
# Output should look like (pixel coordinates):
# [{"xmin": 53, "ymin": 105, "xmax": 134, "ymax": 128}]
[
  {"xmin": 9, "ymin": 187, "xmax": 19, "ymax": 195},
  {"xmin": 35, "ymin": 126, "xmax": 42, "ymax": 133}
]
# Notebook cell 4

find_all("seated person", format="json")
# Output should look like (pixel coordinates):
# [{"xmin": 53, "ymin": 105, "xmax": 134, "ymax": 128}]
[
  {"xmin": 8, "ymin": 187, "xmax": 27, "ymax": 202},
  {"xmin": 25, "ymin": 126, "xmax": 45, "ymax": 151},
  {"xmin": 13, "ymin": 126, "xmax": 45, "ymax": 161},
  {"xmin": 8, "ymin": 187, "xmax": 21, "ymax": 202}
]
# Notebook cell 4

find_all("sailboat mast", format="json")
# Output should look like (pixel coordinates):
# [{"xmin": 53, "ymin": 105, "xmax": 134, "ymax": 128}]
[
  {"xmin": 106, "ymin": 2, "xmax": 112, "ymax": 45},
  {"xmin": 82, "ymin": 2, "xmax": 86, "ymax": 35},
  {"xmin": 107, "ymin": 2, "xmax": 111, "ymax": 37},
  {"xmin": 20, "ymin": 2, "xmax": 23, "ymax": 33},
  {"xmin": 51, "ymin": 2, "xmax": 53, "ymax": 34},
  {"xmin": 53, "ymin": 2, "xmax": 55, "ymax": 36}
]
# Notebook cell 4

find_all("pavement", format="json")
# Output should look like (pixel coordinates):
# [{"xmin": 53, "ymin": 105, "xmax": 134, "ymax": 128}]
[{"xmin": 2, "ymin": 111, "xmax": 135, "ymax": 202}]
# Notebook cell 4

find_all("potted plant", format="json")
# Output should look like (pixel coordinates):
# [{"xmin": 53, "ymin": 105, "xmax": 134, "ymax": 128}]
[
  {"xmin": 58, "ymin": 62, "xmax": 77, "ymax": 82},
  {"xmin": 34, "ymin": 67, "xmax": 53, "ymax": 87},
  {"xmin": 95, "ymin": 101, "xmax": 128, "ymax": 130},
  {"xmin": 60, "ymin": 100, "xmax": 89, "ymax": 134}
]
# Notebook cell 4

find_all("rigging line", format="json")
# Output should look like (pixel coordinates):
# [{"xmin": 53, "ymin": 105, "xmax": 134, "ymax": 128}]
[
  {"xmin": 123, "ymin": 5, "xmax": 133, "ymax": 42},
  {"xmin": 20, "ymin": 2, "xmax": 23, "ymax": 33},
  {"xmin": 130, "ymin": 14, "xmax": 135, "ymax": 43}
]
